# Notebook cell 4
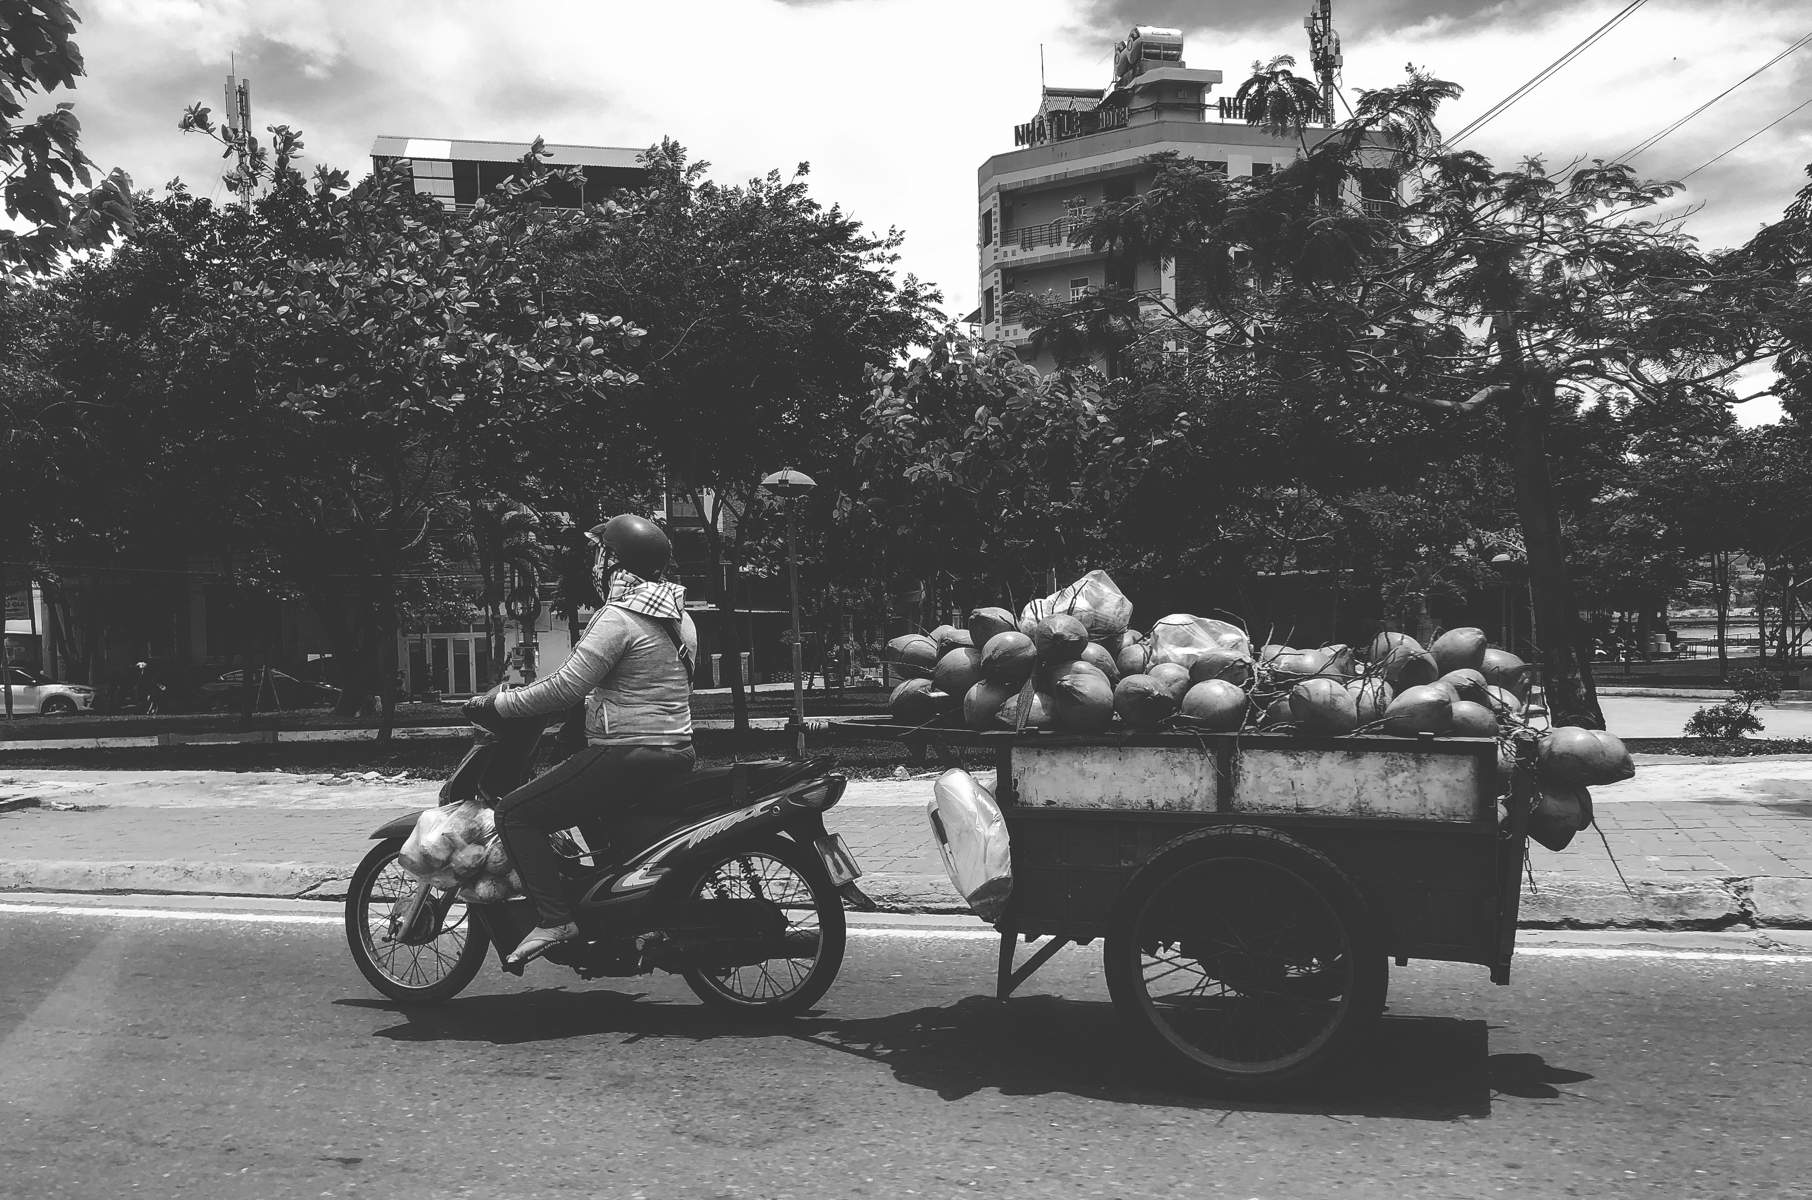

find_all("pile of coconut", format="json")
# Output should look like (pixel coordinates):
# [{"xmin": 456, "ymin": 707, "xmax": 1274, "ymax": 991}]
[{"xmin": 885, "ymin": 573, "xmax": 1632, "ymax": 851}]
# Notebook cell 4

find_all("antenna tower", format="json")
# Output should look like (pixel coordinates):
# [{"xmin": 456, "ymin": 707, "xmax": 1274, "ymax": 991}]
[
  {"xmin": 1304, "ymin": 0, "xmax": 1342, "ymax": 123},
  {"xmin": 223, "ymin": 65, "xmax": 253, "ymax": 201}
]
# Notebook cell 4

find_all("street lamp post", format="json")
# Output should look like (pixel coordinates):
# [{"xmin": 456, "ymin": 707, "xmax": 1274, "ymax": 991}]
[{"xmin": 760, "ymin": 468, "xmax": 817, "ymax": 760}]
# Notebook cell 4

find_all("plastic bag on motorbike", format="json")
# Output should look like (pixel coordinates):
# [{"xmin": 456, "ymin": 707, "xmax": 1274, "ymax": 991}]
[
  {"xmin": 1145, "ymin": 614, "xmax": 1251, "ymax": 671},
  {"xmin": 927, "ymin": 769, "xmax": 1012, "ymax": 923},
  {"xmin": 1019, "ymin": 570, "xmax": 1134, "ymax": 641},
  {"xmin": 399, "ymin": 800, "xmax": 499, "ymax": 889}
]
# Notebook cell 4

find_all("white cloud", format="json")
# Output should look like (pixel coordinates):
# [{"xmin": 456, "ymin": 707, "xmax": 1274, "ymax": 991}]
[{"xmin": 43, "ymin": 0, "xmax": 1812, "ymax": 329}]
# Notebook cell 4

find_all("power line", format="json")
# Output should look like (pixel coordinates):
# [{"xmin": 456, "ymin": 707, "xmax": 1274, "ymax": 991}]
[
  {"xmin": 1680, "ymin": 94, "xmax": 1812, "ymax": 180},
  {"xmin": 1449, "ymin": 0, "xmax": 1649, "ymax": 146},
  {"xmin": 1617, "ymin": 30, "xmax": 1812, "ymax": 163}
]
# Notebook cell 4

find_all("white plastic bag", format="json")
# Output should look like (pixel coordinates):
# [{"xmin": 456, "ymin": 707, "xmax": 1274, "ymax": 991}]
[
  {"xmin": 1019, "ymin": 570, "xmax": 1134, "ymax": 640},
  {"xmin": 399, "ymin": 800, "xmax": 503, "ymax": 890},
  {"xmin": 927, "ymin": 769, "xmax": 1013, "ymax": 922},
  {"xmin": 1146, "ymin": 614, "xmax": 1251, "ymax": 670}
]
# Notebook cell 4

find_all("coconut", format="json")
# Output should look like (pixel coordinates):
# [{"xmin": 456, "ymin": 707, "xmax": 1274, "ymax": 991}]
[
  {"xmin": 1179, "ymin": 679, "xmax": 1248, "ymax": 730},
  {"xmin": 1449, "ymin": 699, "xmax": 1499, "ymax": 738},
  {"xmin": 1346, "ymin": 677, "xmax": 1394, "ymax": 724},
  {"xmin": 980, "ymin": 631, "xmax": 1038, "ymax": 688},
  {"xmin": 1078, "ymin": 641, "xmax": 1121, "ymax": 684},
  {"xmin": 1383, "ymin": 650, "xmax": 1442, "ymax": 690},
  {"xmin": 933, "ymin": 647, "xmax": 985, "ymax": 700},
  {"xmin": 890, "ymin": 678, "xmax": 945, "ymax": 726},
  {"xmin": 1369, "ymin": 631, "xmax": 1423, "ymax": 663},
  {"xmin": 996, "ymin": 689, "xmax": 1055, "ymax": 730},
  {"xmin": 1540, "ymin": 726, "xmax": 1636, "ymax": 786},
  {"xmin": 1030, "ymin": 614, "xmax": 1090, "ymax": 663},
  {"xmin": 1256, "ymin": 643, "xmax": 1291, "ymax": 666},
  {"xmin": 1529, "ymin": 781, "xmax": 1590, "ymax": 851},
  {"xmin": 963, "ymin": 680, "xmax": 1018, "ymax": 730},
  {"xmin": 1321, "ymin": 644, "xmax": 1356, "ymax": 677},
  {"xmin": 1259, "ymin": 695, "xmax": 1294, "ymax": 728},
  {"xmin": 1496, "ymin": 740, "xmax": 1518, "ymax": 797},
  {"xmin": 1101, "ymin": 629, "xmax": 1144, "ymax": 655},
  {"xmin": 886, "ymin": 634, "xmax": 938, "ymax": 679},
  {"xmin": 1481, "ymin": 648, "xmax": 1531, "ymax": 698},
  {"xmin": 483, "ymin": 840, "xmax": 511, "ymax": 874},
  {"xmin": 967, "ymin": 607, "xmax": 1018, "ymax": 647},
  {"xmin": 1147, "ymin": 662, "xmax": 1192, "ymax": 702},
  {"xmin": 1428, "ymin": 679, "xmax": 1461, "ymax": 705},
  {"xmin": 1189, "ymin": 648, "xmax": 1253, "ymax": 687},
  {"xmin": 1484, "ymin": 684, "xmax": 1524, "ymax": 715},
  {"xmin": 1115, "ymin": 641, "xmax": 1150, "ymax": 677},
  {"xmin": 1114, "ymin": 674, "xmax": 1176, "ymax": 729},
  {"xmin": 1269, "ymin": 648, "xmax": 1333, "ymax": 681},
  {"xmin": 1439, "ymin": 668, "xmax": 1491, "ymax": 705},
  {"xmin": 470, "ymin": 876, "xmax": 510, "ymax": 904},
  {"xmin": 1046, "ymin": 660, "xmax": 1115, "ymax": 732},
  {"xmin": 1430, "ymin": 626, "xmax": 1488, "ymax": 674},
  {"xmin": 929, "ymin": 624, "xmax": 974, "ymax": 656},
  {"xmin": 1290, "ymin": 677, "xmax": 1358, "ymax": 735},
  {"xmin": 1382, "ymin": 685, "xmax": 1454, "ymax": 737}
]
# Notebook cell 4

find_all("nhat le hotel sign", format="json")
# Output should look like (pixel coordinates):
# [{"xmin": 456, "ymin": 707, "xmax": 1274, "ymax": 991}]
[{"xmin": 1013, "ymin": 105, "xmax": 1128, "ymax": 148}]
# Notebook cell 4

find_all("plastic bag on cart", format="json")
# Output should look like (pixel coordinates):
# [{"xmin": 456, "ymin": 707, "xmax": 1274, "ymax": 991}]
[
  {"xmin": 927, "ymin": 769, "xmax": 1012, "ymax": 922},
  {"xmin": 1145, "ymin": 614, "xmax": 1251, "ymax": 671},
  {"xmin": 1019, "ymin": 570, "xmax": 1134, "ymax": 641},
  {"xmin": 398, "ymin": 800, "xmax": 510, "ymax": 892}
]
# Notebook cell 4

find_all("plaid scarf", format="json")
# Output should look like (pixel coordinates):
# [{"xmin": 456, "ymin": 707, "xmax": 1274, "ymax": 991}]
[{"xmin": 607, "ymin": 570, "xmax": 693, "ymax": 674}]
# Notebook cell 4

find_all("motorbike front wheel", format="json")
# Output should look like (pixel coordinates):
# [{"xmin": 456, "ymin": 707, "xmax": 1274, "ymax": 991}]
[
  {"xmin": 678, "ymin": 836, "xmax": 847, "ymax": 1020},
  {"xmin": 345, "ymin": 838, "xmax": 490, "ymax": 1005}
]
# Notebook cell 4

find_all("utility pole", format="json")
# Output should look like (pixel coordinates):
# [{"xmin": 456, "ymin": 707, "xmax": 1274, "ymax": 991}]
[{"xmin": 1305, "ymin": 0, "xmax": 1341, "ymax": 124}]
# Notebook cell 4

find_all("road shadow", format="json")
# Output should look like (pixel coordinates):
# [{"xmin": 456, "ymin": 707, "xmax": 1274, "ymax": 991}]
[{"xmin": 338, "ymin": 989, "xmax": 1588, "ymax": 1121}]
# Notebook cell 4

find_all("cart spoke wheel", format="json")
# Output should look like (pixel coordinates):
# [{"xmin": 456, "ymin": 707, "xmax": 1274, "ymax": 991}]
[{"xmin": 1104, "ymin": 826, "xmax": 1387, "ymax": 1094}]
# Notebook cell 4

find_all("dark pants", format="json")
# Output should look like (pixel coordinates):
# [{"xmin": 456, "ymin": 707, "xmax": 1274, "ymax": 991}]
[{"xmin": 495, "ymin": 742, "xmax": 696, "ymax": 926}]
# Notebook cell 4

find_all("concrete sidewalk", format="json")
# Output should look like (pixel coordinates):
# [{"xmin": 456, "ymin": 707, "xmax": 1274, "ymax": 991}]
[{"xmin": 2, "ymin": 758, "xmax": 1810, "ymax": 928}]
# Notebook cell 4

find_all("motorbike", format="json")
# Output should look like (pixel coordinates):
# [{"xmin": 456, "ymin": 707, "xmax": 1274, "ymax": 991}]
[{"xmin": 344, "ymin": 703, "xmax": 875, "ymax": 1019}]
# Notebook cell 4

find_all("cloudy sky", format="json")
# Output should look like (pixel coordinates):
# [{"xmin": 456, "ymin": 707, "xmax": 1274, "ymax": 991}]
[{"xmin": 50, "ymin": 0, "xmax": 1812, "ymax": 411}]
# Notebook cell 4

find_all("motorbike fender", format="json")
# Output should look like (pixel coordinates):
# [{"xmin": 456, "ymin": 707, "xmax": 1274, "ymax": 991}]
[
  {"xmin": 592, "ymin": 793, "xmax": 821, "ymax": 904},
  {"xmin": 370, "ymin": 809, "xmax": 429, "ymax": 841}
]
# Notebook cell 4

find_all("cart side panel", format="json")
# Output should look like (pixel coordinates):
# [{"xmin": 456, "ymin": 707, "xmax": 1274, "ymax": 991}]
[
  {"xmin": 1234, "ymin": 746, "xmax": 1490, "ymax": 822},
  {"xmin": 1011, "ymin": 745, "xmax": 1217, "ymax": 811},
  {"xmin": 1001, "ymin": 811, "xmax": 1501, "ymax": 966}
]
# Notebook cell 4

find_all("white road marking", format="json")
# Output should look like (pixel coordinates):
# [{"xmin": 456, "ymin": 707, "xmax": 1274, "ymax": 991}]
[{"xmin": 4, "ymin": 901, "xmax": 1812, "ymax": 964}]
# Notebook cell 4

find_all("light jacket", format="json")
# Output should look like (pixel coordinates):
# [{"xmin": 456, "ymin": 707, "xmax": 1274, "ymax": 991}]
[{"xmin": 494, "ymin": 607, "xmax": 697, "ymax": 746}]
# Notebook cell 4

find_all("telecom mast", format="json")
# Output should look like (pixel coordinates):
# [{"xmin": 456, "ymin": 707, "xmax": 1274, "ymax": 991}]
[
  {"xmin": 1304, "ymin": 0, "xmax": 1341, "ymax": 123},
  {"xmin": 223, "ymin": 67, "xmax": 252, "ymax": 200}
]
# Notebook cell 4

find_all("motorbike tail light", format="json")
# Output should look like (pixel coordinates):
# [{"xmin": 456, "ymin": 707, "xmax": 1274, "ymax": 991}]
[{"xmin": 792, "ymin": 774, "xmax": 847, "ymax": 811}]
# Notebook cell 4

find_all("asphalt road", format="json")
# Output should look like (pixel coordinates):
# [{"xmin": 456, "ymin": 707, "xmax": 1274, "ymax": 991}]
[
  {"xmin": 2, "ymin": 902, "xmax": 1809, "ymax": 1200},
  {"xmin": 1601, "ymin": 696, "xmax": 1812, "ymax": 739}
]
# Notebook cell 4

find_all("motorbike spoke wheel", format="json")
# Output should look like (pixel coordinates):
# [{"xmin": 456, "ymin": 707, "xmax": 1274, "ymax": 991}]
[
  {"xmin": 344, "ymin": 838, "xmax": 490, "ymax": 1005},
  {"xmin": 679, "ymin": 838, "xmax": 846, "ymax": 1020}
]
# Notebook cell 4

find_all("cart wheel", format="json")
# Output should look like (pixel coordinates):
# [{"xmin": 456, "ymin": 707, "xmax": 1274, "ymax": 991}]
[{"xmin": 1104, "ymin": 825, "xmax": 1387, "ymax": 1094}]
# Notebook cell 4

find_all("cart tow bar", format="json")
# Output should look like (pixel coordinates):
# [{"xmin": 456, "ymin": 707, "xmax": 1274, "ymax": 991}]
[{"xmin": 995, "ymin": 927, "xmax": 1071, "ymax": 1000}]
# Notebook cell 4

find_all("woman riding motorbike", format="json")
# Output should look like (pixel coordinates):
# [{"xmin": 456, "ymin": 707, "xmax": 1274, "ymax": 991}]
[{"xmin": 463, "ymin": 514, "xmax": 698, "ymax": 965}]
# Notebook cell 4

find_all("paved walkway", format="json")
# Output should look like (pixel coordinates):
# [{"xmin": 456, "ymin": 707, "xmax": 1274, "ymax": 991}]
[{"xmin": 3, "ymin": 758, "xmax": 1810, "ymax": 926}]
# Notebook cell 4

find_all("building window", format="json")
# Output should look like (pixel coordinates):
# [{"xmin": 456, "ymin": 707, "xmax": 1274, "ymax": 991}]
[
  {"xmin": 1252, "ymin": 163, "xmax": 1273, "ymax": 178},
  {"xmin": 1070, "ymin": 277, "xmax": 1090, "ymax": 301},
  {"xmin": 981, "ymin": 209, "xmax": 994, "ymax": 246},
  {"xmin": 983, "ymin": 286, "xmax": 996, "ymax": 324},
  {"xmin": 1207, "ymin": 161, "xmax": 1228, "ymax": 176}
]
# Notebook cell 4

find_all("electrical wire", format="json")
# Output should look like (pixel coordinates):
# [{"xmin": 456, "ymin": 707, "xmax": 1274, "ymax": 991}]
[
  {"xmin": 1448, "ymin": 0, "xmax": 1649, "ymax": 146},
  {"xmin": 1617, "ymin": 30, "xmax": 1812, "ymax": 163},
  {"xmin": 1679, "ymin": 94, "xmax": 1812, "ymax": 180}
]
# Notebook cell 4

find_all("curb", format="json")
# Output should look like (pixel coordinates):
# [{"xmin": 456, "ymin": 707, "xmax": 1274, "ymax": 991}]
[{"xmin": 3, "ymin": 860, "xmax": 1810, "ymax": 928}]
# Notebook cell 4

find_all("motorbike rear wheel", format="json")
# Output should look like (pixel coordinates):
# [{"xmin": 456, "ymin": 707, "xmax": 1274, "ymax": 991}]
[
  {"xmin": 345, "ymin": 838, "xmax": 490, "ymax": 1005},
  {"xmin": 678, "ymin": 836, "xmax": 847, "ymax": 1020}
]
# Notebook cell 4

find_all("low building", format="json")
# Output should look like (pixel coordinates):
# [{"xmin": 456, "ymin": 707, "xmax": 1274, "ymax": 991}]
[{"xmin": 368, "ymin": 136, "xmax": 649, "ymax": 212}]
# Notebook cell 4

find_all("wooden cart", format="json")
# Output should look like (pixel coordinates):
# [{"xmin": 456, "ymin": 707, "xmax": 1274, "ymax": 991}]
[{"xmin": 862, "ymin": 722, "xmax": 1534, "ymax": 1093}]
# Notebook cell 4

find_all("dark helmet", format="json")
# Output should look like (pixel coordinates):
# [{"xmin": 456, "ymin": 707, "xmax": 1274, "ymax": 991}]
[{"xmin": 590, "ymin": 514, "xmax": 672, "ymax": 579}]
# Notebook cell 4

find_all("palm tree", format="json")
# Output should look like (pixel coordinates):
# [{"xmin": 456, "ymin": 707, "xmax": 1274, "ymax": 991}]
[{"xmin": 1234, "ymin": 57, "xmax": 1326, "ymax": 148}]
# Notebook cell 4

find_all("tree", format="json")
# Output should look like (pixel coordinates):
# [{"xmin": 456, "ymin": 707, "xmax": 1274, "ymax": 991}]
[
  {"xmin": 549, "ymin": 141, "xmax": 936, "ymax": 730},
  {"xmin": 1059, "ymin": 65, "xmax": 1784, "ymax": 726},
  {"xmin": 0, "ymin": 0, "xmax": 133, "ymax": 276}
]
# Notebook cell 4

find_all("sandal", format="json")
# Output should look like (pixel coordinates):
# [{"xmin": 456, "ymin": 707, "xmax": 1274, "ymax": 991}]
[{"xmin": 505, "ymin": 922, "xmax": 580, "ymax": 966}]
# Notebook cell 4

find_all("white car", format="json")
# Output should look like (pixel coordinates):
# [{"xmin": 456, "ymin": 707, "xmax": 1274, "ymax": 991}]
[{"xmin": 1, "ymin": 666, "xmax": 96, "ymax": 715}]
